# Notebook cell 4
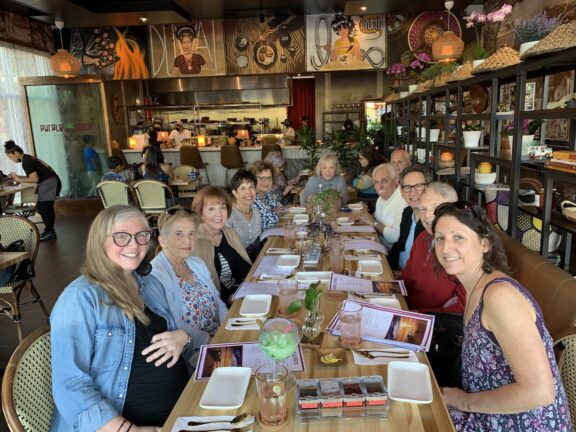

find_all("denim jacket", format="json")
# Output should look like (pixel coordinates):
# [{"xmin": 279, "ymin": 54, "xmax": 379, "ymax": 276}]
[{"xmin": 50, "ymin": 274, "xmax": 179, "ymax": 432}]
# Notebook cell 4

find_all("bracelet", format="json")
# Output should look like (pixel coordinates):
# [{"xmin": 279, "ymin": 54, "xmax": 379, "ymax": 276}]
[{"xmin": 117, "ymin": 419, "xmax": 127, "ymax": 432}]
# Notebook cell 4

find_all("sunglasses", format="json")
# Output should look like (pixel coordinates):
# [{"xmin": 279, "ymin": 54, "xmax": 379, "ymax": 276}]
[
  {"xmin": 110, "ymin": 231, "xmax": 152, "ymax": 247},
  {"xmin": 434, "ymin": 200, "xmax": 481, "ymax": 218}
]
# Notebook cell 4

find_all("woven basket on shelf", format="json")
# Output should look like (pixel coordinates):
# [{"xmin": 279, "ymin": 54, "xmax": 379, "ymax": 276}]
[
  {"xmin": 472, "ymin": 46, "xmax": 520, "ymax": 74},
  {"xmin": 561, "ymin": 200, "xmax": 576, "ymax": 223},
  {"xmin": 522, "ymin": 21, "xmax": 576, "ymax": 59},
  {"xmin": 414, "ymin": 79, "xmax": 433, "ymax": 93},
  {"xmin": 446, "ymin": 62, "xmax": 473, "ymax": 82},
  {"xmin": 433, "ymin": 72, "xmax": 452, "ymax": 87}
]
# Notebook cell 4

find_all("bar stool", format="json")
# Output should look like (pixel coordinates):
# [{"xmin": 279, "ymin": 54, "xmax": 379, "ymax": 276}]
[
  {"xmin": 261, "ymin": 143, "xmax": 282, "ymax": 160},
  {"xmin": 221, "ymin": 144, "xmax": 245, "ymax": 185},
  {"xmin": 180, "ymin": 146, "xmax": 210, "ymax": 185}
]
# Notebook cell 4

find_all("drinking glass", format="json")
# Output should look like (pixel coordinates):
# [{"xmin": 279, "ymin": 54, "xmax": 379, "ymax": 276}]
[
  {"xmin": 339, "ymin": 303, "xmax": 362, "ymax": 348},
  {"xmin": 283, "ymin": 221, "xmax": 296, "ymax": 244},
  {"xmin": 278, "ymin": 279, "xmax": 298, "ymax": 315},
  {"xmin": 295, "ymin": 230, "xmax": 309, "ymax": 255},
  {"xmin": 328, "ymin": 239, "xmax": 344, "ymax": 273},
  {"xmin": 255, "ymin": 363, "xmax": 289, "ymax": 426}
]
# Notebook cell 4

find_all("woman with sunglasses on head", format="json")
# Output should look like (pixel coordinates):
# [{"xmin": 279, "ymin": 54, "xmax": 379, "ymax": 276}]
[
  {"xmin": 151, "ymin": 207, "xmax": 228, "ymax": 361},
  {"xmin": 191, "ymin": 186, "xmax": 251, "ymax": 304},
  {"xmin": 432, "ymin": 202, "xmax": 572, "ymax": 431},
  {"xmin": 250, "ymin": 160, "xmax": 284, "ymax": 230},
  {"xmin": 50, "ymin": 205, "xmax": 191, "ymax": 432},
  {"xmin": 226, "ymin": 169, "xmax": 263, "ymax": 261}
]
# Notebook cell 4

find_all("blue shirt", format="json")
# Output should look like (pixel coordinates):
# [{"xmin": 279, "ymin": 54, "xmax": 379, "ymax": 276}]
[
  {"xmin": 50, "ymin": 274, "xmax": 180, "ymax": 432},
  {"xmin": 399, "ymin": 213, "xmax": 417, "ymax": 270},
  {"xmin": 253, "ymin": 191, "xmax": 282, "ymax": 230},
  {"xmin": 83, "ymin": 146, "xmax": 99, "ymax": 172}
]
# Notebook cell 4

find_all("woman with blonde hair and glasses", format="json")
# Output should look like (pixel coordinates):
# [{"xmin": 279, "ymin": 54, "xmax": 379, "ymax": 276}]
[
  {"xmin": 300, "ymin": 152, "xmax": 348, "ymax": 206},
  {"xmin": 151, "ymin": 207, "xmax": 228, "ymax": 358},
  {"xmin": 50, "ymin": 205, "xmax": 191, "ymax": 432}
]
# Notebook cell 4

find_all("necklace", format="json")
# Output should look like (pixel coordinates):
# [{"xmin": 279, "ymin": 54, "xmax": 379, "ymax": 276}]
[{"xmin": 464, "ymin": 271, "xmax": 486, "ymax": 322}]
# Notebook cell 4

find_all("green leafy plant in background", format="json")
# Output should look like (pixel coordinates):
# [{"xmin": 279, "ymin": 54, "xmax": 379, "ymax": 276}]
[
  {"xmin": 463, "ymin": 122, "xmax": 483, "ymax": 131},
  {"xmin": 287, "ymin": 281, "xmax": 323, "ymax": 314},
  {"xmin": 419, "ymin": 62, "xmax": 458, "ymax": 84},
  {"xmin": 324, "ymin": 129, "xmax": 359, "ymax": 173},
  {"xmin": 297, "ymin": 125, "xmax": 322, "ymax": 169}
]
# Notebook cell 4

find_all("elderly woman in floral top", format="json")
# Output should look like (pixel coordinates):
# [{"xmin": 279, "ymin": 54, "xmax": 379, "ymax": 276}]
[{"xmin": 250, "ymin": 160, "xmax": 284, "ymax": 230}]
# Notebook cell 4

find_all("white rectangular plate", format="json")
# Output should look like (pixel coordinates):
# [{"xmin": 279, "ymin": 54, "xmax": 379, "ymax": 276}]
[
  {"xmin": 388, "ymin": 362, "xmax": 433, "ymax": 404},
  {"xmin": 348, "ymin": 203, "xmax": 363, "ymax": 211},
  {"xmin": 239, "ymin": 294, "xmax": 272, "ymax": 317},
  {"xmin": 276, "ymin": 254, "xmax": 300, "ymax": 269},
  {"xmin": 287, "ymin": 206, "xmax": 307, "ymax": 214},
  {"xmin": 293, "ymin": 214, "xmax": 309, "ymax": 225},
  {"xmin": 294, "ymin": 271, "xmax": 332, "ymax": 282},
  {"xmin": 199, "ymin": 367, "xmax": 252, "ymax": 409},
  {"xmin": 357, "ymin": 260, "xmax": 383, "ymax": 276}
]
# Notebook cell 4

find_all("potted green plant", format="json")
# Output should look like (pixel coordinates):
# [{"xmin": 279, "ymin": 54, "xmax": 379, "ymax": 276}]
[
  {"xmin": 419, "ymin": 62, "xmax": 458, "ymax": 87},
  {"xmin": 297, "ymin": 125, "xmax": 322, "ymax": 169},
  {"xmin": 286, "ymin": 281, "xmax": 324, "ymax": 341},
  {"xmin": 305, "ymin": 189, "xmax": 342, "ymax": 217},
  {"xmin": 514, "ymin": 13, "xmax": 563, "ymax": 55},
  {"xmin": 324, "ymin": 129, "xmax": 359, "ymax": 175},
  {"xmin": 462, "ymin": 122, "xmax": 483, "ymax": 148}
]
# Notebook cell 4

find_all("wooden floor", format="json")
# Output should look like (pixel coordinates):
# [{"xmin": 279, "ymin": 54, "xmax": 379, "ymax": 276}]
[{"xmin": 0, "ymin": 202, "xmax": 100, "ymax": 431}]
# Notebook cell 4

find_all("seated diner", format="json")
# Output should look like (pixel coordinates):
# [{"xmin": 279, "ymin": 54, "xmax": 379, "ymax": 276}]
[
  {"xmin": 300, "ymin": 152, "xmax": 348, "ymax": 206},
  {"xmin": 250, "ymin": 160, "xmax": 284, "ymax": 230}
]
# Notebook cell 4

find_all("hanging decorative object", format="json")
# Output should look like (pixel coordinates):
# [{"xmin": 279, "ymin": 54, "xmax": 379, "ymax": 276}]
[
  {"xmin": 49, "ymin": 21, "xmax": 81, "ymax": 78},
  {"xmin": 431, "ymin": 1, "xmax": 464, "ymax": 63}
]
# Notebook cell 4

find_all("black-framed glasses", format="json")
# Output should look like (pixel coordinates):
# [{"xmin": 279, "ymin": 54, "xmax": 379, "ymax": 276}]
[
  {"xmin": 257, "ymin": 175, "xmax": 273, "ymax": 182},
  {"xmin": 400, "ymin": 183, "xmax": 427, "ymax": 192},
  {"xmin": 110, "ymin": 231, "xmax": 152, "ymax": 247}
]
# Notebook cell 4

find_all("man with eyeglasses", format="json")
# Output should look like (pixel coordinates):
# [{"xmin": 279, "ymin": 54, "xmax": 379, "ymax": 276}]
[
  {"xmin": 387, "ymin": 164, "xmax": 431, "ymax": 271},
  {"xmin": 372, "ymin": 163, "xmax": 407, "ymax": 250}
]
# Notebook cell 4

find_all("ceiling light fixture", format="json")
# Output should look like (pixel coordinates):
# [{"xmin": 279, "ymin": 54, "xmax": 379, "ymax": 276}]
[
  {"xmin": 49, "ymin": 20, "xmax": 81, "ymax": 78},
  {"xmin": 139, "ymin": 17, "xmax": 148, "ymax": 23},
  {"xmin": 431, "ymin": 0, "xmax": 464, "ymax": 63},
  {"xmin": 360, "ymin": 6, "xmax": 367, "ymax": 12}
]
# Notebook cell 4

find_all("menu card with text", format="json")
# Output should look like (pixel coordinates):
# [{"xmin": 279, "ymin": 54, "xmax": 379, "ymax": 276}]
[{"xmin": 329, "ymin": 274, "xmax": 407, "ymax": 296}]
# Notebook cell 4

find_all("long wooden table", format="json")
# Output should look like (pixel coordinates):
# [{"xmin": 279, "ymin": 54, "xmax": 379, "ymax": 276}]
[{"xmin": 162, "ymin": 215, "xmax": 455, "ymax": 432}]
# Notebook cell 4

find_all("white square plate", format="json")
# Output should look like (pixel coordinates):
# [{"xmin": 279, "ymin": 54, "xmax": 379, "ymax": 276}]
[
  {"xmin": 293, "ymin": 214, "xmax": 309, "ymax": 225},
  {"xmin": 199, "ymin": 367, "xmax": 252, "ymax": 409},
  {"xmin": 357, "ymin": 260, "xmax": 383, "ymax": 276},
  {"xmin": 387, "ymin": 362, "xmax": 433, "ymax": 404},
  {"xmin": 348, "ymin": 203, "xmax": 363, "ymax": 212},
  {"xmin": 287, "ymin": 206, "xmax": 307, "ymax": 214},
  {"xmin": 294, "ymin": 271, "xmax": 332, "ymax": 283},
  {"xmin": 239, "ymin": 294, "xmax": 272, "ymax": 317},
  {"xmin": 276, "ymin": 254, "xmax": 301, "ymax": 269}
]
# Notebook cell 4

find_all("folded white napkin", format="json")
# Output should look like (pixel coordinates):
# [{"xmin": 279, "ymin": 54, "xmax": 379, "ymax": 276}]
[{"xmin": 172, "ymin": 415, "xmax": 255, "ymax": 432}]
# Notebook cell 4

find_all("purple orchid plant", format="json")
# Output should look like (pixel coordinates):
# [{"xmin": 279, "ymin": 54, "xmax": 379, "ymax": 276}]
[{"xmin": 464, "ymin": 4, "xmax": 513, "ymax": 59}]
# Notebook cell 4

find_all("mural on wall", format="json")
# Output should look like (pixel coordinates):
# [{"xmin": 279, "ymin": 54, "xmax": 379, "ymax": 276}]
[
  {"xmin": 306, "ymin": 14, "xmax": 386, "ymax": 71},
  {"xmin": 148, "ymin": 22, "xmax": 226, "ymax": 78},
  {"xmin": 0, "ymin": 11, "xmax": 54, "ymax": 53},
  {"xmin": 224, "ymin": 15, "xmax": 305, "ymax": 75},
  {"xmin": 70, "ymin": 27, "xmax": 149, "ymax": 79}
]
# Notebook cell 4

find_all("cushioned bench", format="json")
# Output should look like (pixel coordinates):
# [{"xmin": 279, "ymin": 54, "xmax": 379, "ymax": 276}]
[{"xmin": 497, "ymin": 230, "xmax": 576, "ymax": 336}]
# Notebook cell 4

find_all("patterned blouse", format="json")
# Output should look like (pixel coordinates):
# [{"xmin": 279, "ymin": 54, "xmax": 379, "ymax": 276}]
[
  {"xmin": 174, "ymin": 54, "xmax": 206, "ymax": 75},
  {"xmin": 253, "ymin": 192, "xmax": 282, "ymax": 230},
  {"xmin": 449, "ymin": 277, "xmax": 572, "ymax": 431},
  {"xmin": 226, "ymin": 207, "xmax": 262, "ymax": 248},
  {"xmin": 178, "ymin": 273, "xmax": 220, "ymax": 337}
]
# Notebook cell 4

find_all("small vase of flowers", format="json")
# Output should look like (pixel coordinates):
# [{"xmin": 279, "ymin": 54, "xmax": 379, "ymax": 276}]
[
  {"xmin": 464, "ymin": 4, "xmax": 513, "ymax": 62},
  {"xmin": 514, "ymin": 13, "xmax": 564, "ymax": 55}
]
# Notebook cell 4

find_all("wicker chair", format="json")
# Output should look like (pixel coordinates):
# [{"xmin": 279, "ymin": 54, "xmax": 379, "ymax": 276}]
[
  {"xmin": 3, "ymin": 185, "xmax": 38, "ymax": 219},
  {"xmin": 133, "ymin": 179, "xmax": 174, "ymax": 215},
  {"xmin": 554, "ymin": 327, "xmax": 576, "ymax": 423},
  {"xmin": 1, "ymin": 324, "xmax": 54, "ymax": 432},
  {"xmin": 96, "ymin": 181, "xmax": 133, "ymax": 208},
  {"xmin": 172, "ymin": 165, "xmax": 199, "ymax": 199},
  {"xmin": 0, "ymin": 216, "xmax": 49, "ymax": 342},
  {"xmin": 180, "ymin": 145, "xmax": 210, "ymax": 185}
]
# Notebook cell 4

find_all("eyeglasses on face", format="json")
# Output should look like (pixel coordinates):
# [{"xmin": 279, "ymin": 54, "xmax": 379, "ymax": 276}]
[
  {"xmin": 400, "ymin": 183, "xmax": 427, "ymax": 192},
  {"xmin": 257, "ymin": 175, "xmax": 273, "ymax": 182},
  {"xmin": 110, "ymin": 231, "xmax": 152, "ymax": 247}
]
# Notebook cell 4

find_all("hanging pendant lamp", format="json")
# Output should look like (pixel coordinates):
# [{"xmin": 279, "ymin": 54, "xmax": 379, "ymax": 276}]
[
  {"xmin": 432, "ymin": 1, "xmax": 464, "ymax": 63},
  {"xmin": 49, "ymin": 20, "xmax": 81, "ymax": 78}
]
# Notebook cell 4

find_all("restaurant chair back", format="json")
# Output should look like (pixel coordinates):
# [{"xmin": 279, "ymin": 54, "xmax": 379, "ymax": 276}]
[
  {"xmin": 221, "ymin": 144, "xmax": 245, "ymax": 185},
  {"xmin": 261, "ymin": 143, "xmax": 282, "ymax": 160},
  {"xmin": 3, "ymin": 186, "xmax": 38, "ymax": 218},
  {"xmin": 1, "ymin": 324, "xmax": 53, "ymax": 432},
  {"xmin": 173, "ymin": 165, "xmax": 199, "ymax": 199},
  {"xmin": 553, "ymin": 327, "xmax": 576, "ymax": 423},
  {"xmin": 0, "ymin": 215, "xmax": 49, "ymax": 342},
  {"xmin": 97, "ymin": 181, "xmax": 132, "ymax": 208},
  {"xmin": 133, "ymin": 179, "xmax": 174, "ymax": 215},
  {"xmin": 180, "ymin": 146, "xmax": 210, "ymax": 185}
]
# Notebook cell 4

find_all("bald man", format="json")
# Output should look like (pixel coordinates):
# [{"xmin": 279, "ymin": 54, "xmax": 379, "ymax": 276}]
[
  {"xmin": 390, "ymin": 149, "xmax": 412, "ymax": 177},
  {"xmin": 372, "ymin": 163, "xmax": 408, "ymax": 249}
]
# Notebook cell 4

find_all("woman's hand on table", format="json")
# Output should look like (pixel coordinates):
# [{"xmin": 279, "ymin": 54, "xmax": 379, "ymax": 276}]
[
  {"xmin": 441, "ymin": 387, "xmax": 469, "ymax": 411},
  {"xmin": 142, "ymin": 329, "xmax": 188, "ymax": 367}
]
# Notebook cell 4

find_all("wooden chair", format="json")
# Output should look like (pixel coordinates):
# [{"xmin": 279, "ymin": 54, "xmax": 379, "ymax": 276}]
[
  {"xmin": 1, "ymin": 324, "xmax": 54, "ymax": 432},
  {"xmin": 554, "ymin": 327, "xmax": 576, "ymax": 423},
  {"xmin": 221, "ymin": 144, "xmax": 245, "ymax": 185},
  {"xmin": 172, "ymin": 165, "xmax": 199, "ymax": 199},
  {"xmin": 133, "ymin": 179, "xmax": 174, "ymax": 215},
  {"xmin": 3, "ymin": 186, "xmax": 38, "ymax": 218},
  {"xmin": 180, "ymin": 145, "xmax": 210, "ymax": 185},
  {"xmin": 261, "ymin": 143, "xmax": 282, "ymax": 160},
  {"xmin": 96, "ymin": 181, "xmax": 133, "ymax": 208},
  {"xmin": 0, "ymin": 216, "xmax": 49, "ymax": 342}
]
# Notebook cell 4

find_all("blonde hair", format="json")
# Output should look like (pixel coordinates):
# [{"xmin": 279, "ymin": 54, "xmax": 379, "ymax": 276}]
[
  {"xmin": 82, "ymin": 205, "xmax": 150, "ymax": 324},
  {"xmin": 315, "ymin": 152, "xmax": 340, "ymax": 177}
]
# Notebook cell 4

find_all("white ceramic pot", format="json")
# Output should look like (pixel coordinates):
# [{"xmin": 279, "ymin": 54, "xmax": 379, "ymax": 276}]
[
  {"xmin": 409, "ymin": 84, "xmax": 418, "ymax": 93},
  {"xmin": 416, "ymin": 127, "xmax": 427, "ymax": 140},
  {"xmin": 397, "ymin": 126, "xmax": 403, "ymax": 136},
  {"xmin": 472, "ymin": 59, "xmax": 485, "ymax": 69},
  {"xmin": 463, "ymin": 130, "xmax": 482, "ymax": 148},
  {"xmin": 520, "ymin": 40, "xmax": 539, "ymax": 56},
  {"xmin": 417, "ymin": 148, "xmax": 426, "ymax": 163},
  {"xmin": 521, "ymin": 134, "xmax": 535, "ymax": 155},
  {"xmin": 429, "ymin": 129, "xmax": 440, "ymax": 142}
]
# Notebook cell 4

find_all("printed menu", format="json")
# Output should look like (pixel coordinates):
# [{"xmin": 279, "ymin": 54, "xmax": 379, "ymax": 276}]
[
  {"xmin": 194, "ymin": 342, "xmax": 306, "ymax": 380},
  {"xmin": 326, "ymin": 300, "xmax": 435, "ymax": 352},
  {"xmin": 329, "ymin": 274, "xmax": 407, "ymax": 296}
]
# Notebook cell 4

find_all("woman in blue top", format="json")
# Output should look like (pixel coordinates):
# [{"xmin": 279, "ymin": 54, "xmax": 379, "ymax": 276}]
[
  {"xmin": 50, "ymin": 205, "xmax": 191, "ymax": 432},
  {"xmin": 353, "ymin": 146, "xmax": 383, "ymax": 200},
  {"xmin": 141, "ymin": 145, "xmax": 174, "ymax": 184},
  {"xmin": 300, "ymin": 152, "xmax": 348, "ymax": 206},
  {"xmin": 250, "ymin": 160, "xmax": 284, "ymax": 230},
  {"xmin": 151, "ymin": 207, "xmax": 228, "ymax": 358}
]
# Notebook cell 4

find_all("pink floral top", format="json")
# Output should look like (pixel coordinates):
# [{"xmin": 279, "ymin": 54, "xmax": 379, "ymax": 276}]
[{"xmin": 178, "ymin": 273, "xmax": 220, "ymax": 337}]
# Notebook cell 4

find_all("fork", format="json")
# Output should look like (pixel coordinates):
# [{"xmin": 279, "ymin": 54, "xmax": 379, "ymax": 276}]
[{"xmin": 180, "ymin": 427, "xmax": 252, "ymax": 432}]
